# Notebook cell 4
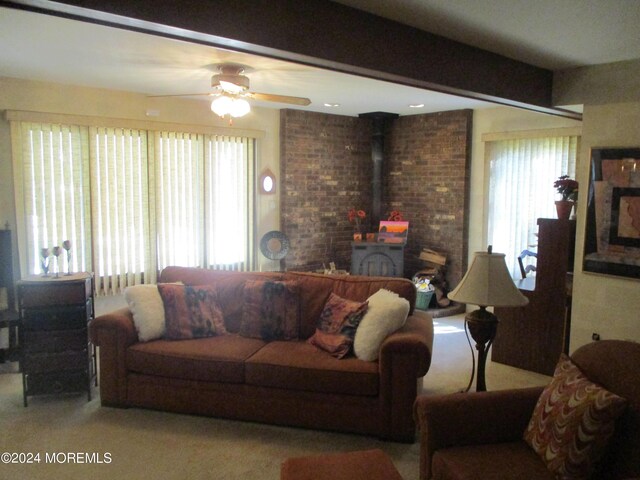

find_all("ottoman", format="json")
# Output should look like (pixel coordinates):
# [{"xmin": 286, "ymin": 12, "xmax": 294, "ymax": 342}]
[{"xmin": 280, "ymin": 448, "xmax": 403, "ymax": 480}]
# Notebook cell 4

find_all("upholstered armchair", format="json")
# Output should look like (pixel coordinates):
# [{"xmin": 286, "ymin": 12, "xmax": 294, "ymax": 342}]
[{"xmin": 414, "ymin": 340, "xmax": 640, "ymax": 480}]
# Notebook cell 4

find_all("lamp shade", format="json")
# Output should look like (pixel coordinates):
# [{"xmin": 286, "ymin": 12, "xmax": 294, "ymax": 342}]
[{"xmin": 448, "ymin": 251, "xmax": 528, "ymax": 307}]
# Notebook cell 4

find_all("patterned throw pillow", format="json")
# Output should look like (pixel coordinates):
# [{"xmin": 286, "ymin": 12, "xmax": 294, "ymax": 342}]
[
  {"xmin": 157, "ymin": 284, "xmax": 227, "ymax": 340},
  {"xmin": 239, "ymin": 280, "xmax": 300, "ymax": 341},
  {"xmin": 523, "ymin": 354, "xmax": 627, "ymax": 479},
  {"xmin": 307, "ymin": 292, "xmax": 368, "ymax": 359}
]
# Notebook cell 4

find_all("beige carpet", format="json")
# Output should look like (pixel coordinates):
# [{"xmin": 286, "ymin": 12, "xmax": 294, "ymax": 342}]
[{"xmin": 0, "ymin": 314, "xmax": 550, "ymax": 480}]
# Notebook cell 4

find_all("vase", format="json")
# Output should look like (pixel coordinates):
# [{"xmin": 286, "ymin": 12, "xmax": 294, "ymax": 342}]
[
  {"xmin": 353, "ymin": 232, "xmax": 363, "ymax": 242},
  {"xmin": 555, "ymin": 200, "xmax": 574, "ymax": 220}
]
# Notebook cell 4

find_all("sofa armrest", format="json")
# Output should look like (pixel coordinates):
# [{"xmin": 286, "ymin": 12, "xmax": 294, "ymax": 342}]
[
  {"xmin": 380, "ymin": 311, "xmax": 434, "ymax": 376},
  {"xmin": 89, "ymin": 307, "xmax": 139, "ymax": 406},
  {"xmin": 414, "ymin": 387, "xmax": 544, "ymax": 480},
  {"xmin": 378, "ymin": 311, "xmax": 434, "ymax": 441}
]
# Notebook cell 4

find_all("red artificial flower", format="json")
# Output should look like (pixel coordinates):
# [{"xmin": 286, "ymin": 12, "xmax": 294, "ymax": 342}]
[{"xmin": 387, "ymin": 210, "xmax": 404, "ymax": 221}]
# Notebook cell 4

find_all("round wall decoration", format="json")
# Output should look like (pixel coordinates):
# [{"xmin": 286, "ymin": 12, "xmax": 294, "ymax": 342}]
[{"xmin": 259, "ymin": 231, "xmax": 290, "ymax": 260}]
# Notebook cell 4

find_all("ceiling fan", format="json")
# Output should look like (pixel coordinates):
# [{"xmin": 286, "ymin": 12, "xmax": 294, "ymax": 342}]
[{"xmin": 150, "ymin": 63, "xmax": 311, "ymax": 118}]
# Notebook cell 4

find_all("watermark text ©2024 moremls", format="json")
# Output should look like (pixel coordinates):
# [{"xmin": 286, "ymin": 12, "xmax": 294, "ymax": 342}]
[{"xmin": 2, "ymin": 452, "xmax": 112, "ymax": 464}]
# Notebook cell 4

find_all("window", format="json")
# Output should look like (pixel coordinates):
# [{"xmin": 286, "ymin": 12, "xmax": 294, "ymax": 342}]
[
  {"xmin": 12, "ymin": 120, "xmax": 256, "ymax": 294},
  {"xmin": 487, "ymin": 134, "xmax": 578, "ymax": 276}
]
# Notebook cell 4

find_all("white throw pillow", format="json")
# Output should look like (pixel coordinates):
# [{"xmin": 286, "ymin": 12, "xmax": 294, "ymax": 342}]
[
  {"xmin": 354, "ymin": 288, "xmax": 410, "ymax": 361},
  {"xmin": 124, "ymin": 284, "xmax": 166, "ymax": 342}
]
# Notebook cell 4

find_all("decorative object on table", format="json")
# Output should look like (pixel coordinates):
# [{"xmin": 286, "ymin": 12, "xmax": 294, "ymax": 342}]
[
  {"xmin": 51, "ymin": 245, "xmax": 62, "ymax": 278},
  {"xmin": 62, "ymin": 240, "xmax": 72, "ymax": 275},
  {"xmin": 378, "ymin": 221, "xmax": 409, "ymax": 244},
  {"xmin": 447, "ymin": 246, "xmax": 529, "ymax": 391},
  {"xmin": 554, "ymin": 175, "xmax": 579, "ymax": 220},
  {"xmin": 348, "ymin": 208, "xmax": 367, "ymax": 241},
  {"xmin": 584, "ymin": 147, "xmax": 640, "ymax": 280},
  {"xmin": 39, "ymin": 247, "xmax": 50, "ymax": 277}
]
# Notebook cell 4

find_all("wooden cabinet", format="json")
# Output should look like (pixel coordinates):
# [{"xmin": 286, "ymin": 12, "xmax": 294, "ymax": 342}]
[
  {"xmin": 492, "ymin": 218, "xmax": 576, "ymax": 375},
  {"xmin": 18, "ymin": 273, "xmax": 96, "ymax": 406},
  {"xmin": 351, "ymin": 242, "xmax": 405, "ymax": 277}
]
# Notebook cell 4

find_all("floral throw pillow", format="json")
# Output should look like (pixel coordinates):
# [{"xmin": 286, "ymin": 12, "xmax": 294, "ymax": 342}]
[
  {"xmin": 307, "ymin": 292, "xmax": 368, "ymax": 359},
  {"xmin": 240, "ymin": 280, "xmax": 300, "ymax": 341},
  {"xmin": 523, "ymin": 354, "xmax": 627, "ymax": 479},
  {"xmin": 157, "ymin": 284, "xmax": 227, "ymax": 340}
]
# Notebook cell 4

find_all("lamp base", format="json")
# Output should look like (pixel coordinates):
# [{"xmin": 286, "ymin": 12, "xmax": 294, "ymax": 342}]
[{"xmin": 465, "ymin": 306, "xmax": 499, "ymax": 392}]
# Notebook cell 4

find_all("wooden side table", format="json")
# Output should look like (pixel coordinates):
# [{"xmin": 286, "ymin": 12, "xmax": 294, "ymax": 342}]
[{"xmin": 17, "ymin": 272, "xmax": 97, "ymax": 406}]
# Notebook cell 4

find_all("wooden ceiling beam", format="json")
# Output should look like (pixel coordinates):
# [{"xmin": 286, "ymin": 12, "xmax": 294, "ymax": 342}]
[{"xmin": 1, "ymin": 0, "xmax": 581, "ymax": 119}]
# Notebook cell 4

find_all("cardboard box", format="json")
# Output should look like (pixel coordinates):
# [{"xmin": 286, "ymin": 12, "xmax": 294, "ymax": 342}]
[{"xmin": 419, "ymin": 248, "xmax": 446, "ymax": 267}]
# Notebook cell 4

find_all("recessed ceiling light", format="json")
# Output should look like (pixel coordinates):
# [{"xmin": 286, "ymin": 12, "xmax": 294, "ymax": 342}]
[
  {"xmin": 409, "ymin": 103, "xmax": 425, "ymax": 108},
  {"xmin": 324, "ymin": 103, "xmax": 340, "ymax": 107}
]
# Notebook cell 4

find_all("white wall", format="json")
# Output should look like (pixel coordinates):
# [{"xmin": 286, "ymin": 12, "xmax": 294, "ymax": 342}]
[
  {"xmin": 570, "ymin": 101, "xmax": 640, "ymax": 348},
  {"xmin": 0, "ymin": 76, "xmax": 282, "ymax": 275}
]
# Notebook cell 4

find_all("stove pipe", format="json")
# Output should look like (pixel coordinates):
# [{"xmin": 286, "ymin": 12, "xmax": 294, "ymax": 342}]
[{"xmin": 359, "ymin": 112, "xmax": 399, "ymax": 226}]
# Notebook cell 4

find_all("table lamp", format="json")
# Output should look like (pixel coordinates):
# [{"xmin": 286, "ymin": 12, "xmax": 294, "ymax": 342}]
[{"xmin": 448, "ymin": 246, "xmax": 528, "ymax": 391}]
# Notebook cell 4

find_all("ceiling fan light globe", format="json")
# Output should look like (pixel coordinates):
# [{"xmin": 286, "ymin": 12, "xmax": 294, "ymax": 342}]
[
  {"xmin": 230, "ymin": 98, "xmax": 251, "ymax": 117},
  {"xmin": 211, "ymin": 95, "xmax": 233, "ymax": 116}
]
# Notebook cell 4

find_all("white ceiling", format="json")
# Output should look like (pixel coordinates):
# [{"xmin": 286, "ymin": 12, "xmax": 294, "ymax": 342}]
[{"xmin": 1, "ymin": 1, "xmax": 639, "ymax": 117}]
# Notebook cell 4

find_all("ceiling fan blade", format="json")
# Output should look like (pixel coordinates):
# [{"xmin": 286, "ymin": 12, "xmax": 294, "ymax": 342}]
[
  {"xmin": 147, "ymin": 92, "xmax": 217, "ymax": 98},
  {"xmin": 248, "ymin": 92, "xmax": 311, "ymax": 106}
]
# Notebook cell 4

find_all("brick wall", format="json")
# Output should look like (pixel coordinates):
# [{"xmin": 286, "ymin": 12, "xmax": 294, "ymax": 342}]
[
  {"xmin": 280, "ymin": 110, "xmax": 372, "ymax": 271},
  {"xmin": 385, "ymin": 110, "xmax": 472, "ymax": 287},
  {"xmin": 280, "ymin": 109, "xmax": 472, "ymax": 287}
]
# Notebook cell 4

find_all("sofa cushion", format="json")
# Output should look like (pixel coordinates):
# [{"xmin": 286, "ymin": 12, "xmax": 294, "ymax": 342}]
[
  {"xmin": 245, "ymin": 340, "xmax": 379, "ymax": 396},
  {"xmin": 432, "ymin": 441, "xmax": 555, "ymax": 480},
  {"xmin": 523, "ymin": 354, "xmax": 628, "ymax": 479},
  {"xmin": 354, "ymin": 288, "xmax": 409, "ymax": 361},
  {"xmin": 127, "ymin": 335, "xmax": 266, "ymax": 384},
  {"xmin": 157, "ymin": 284, "xmax": 227, "ymax": 340},
  {"xmin": 239, "ymin": 279, "xmax": 300, "ymax": 341},
  {"xmin": 283, "ymin": 272, "xmax": 416, "ymax": 339},
  {"xmin": 159, "ymin": 267, "xmax": 285, "ymax": 333},
  {"xmin": 308, "ymin": 293, "xmax": 368, "ymax": 359},
  {"xmin": 124, "ymin": 284, "xmax": 166, "ymax": 342}
]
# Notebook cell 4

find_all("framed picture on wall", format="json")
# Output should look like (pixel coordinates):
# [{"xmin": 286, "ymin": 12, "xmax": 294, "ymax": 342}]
[{"xmin": 583, "ymin": 147, "xmax": 640, "ymax": 279}]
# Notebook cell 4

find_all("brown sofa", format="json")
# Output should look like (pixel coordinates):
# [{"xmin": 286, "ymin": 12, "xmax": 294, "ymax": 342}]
[
  {"xmin": 89, "ymin": 266, "xmax": 434, "ymax": 442},
  {"xmin": 414, "ymin": 340, "xmax": 640, "ymax": 479}
]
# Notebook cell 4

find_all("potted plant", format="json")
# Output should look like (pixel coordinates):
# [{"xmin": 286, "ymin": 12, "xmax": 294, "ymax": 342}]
[{"xmin": 553, "ymin": 175, "xmax": 579, "ymax": 219}]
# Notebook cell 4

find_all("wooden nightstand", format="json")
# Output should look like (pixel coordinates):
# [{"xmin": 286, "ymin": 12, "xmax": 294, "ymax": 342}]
[{"xmin": 17, "ymin": 272, "xmax": 97, "ymax": 406}]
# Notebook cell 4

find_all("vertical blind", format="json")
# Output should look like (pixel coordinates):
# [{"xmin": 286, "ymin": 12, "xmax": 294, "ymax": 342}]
[
  {"xmin": 155, "ymin": 131, "xmax": 205, "ymax": 271},
  {"xmin": 206, "ymin": 136, "xmax": 255, "ymax": 270},
  {"xmin": 17, "ymin": 122, "xmax": 91, "ymax": 276},
  {"xmin": 487, "ymin": 135, "xmax": 578, "ymax": 276},
  {"xmin": 91, "ymin": 127, "xmax": 152, "ymax": 295},
  {"xmin": 12, "ymin": 121, "xmax": 256, "ymax": 294}
]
